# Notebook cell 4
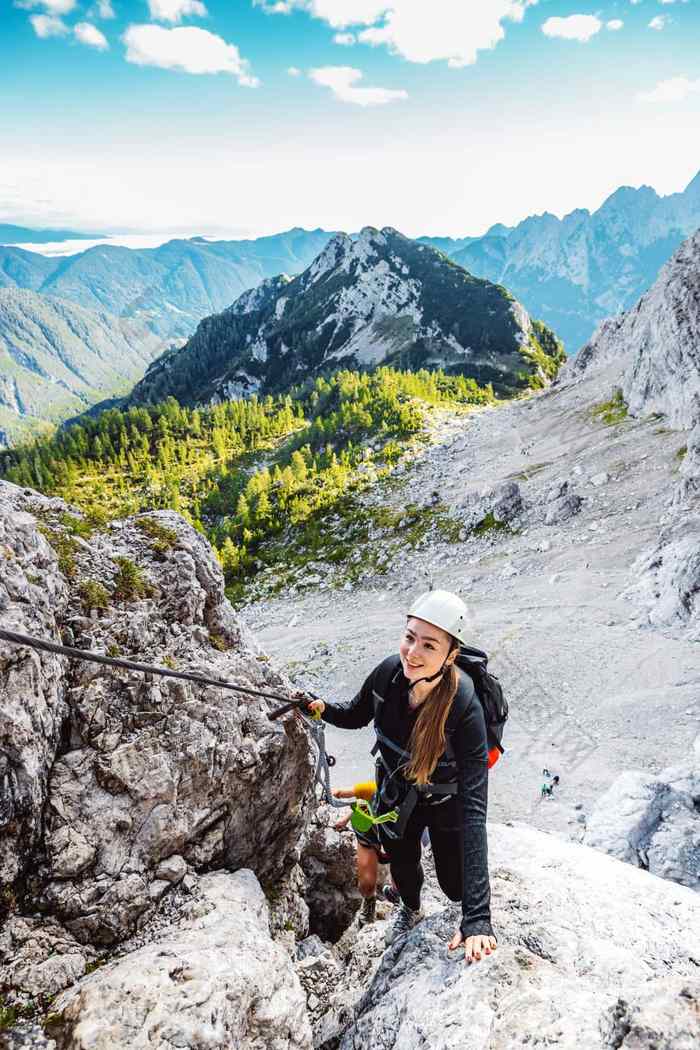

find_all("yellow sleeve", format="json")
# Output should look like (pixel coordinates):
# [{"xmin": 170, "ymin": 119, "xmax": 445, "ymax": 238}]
[{"xmin": 353, "ymin": 780, "xmax": 377, "ymax": 801}]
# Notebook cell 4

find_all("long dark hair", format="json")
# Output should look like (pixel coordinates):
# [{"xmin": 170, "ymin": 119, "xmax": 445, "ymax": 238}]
[{"xmin": 404, "ymin": 641, "xmax": 459, "ymax": 785}]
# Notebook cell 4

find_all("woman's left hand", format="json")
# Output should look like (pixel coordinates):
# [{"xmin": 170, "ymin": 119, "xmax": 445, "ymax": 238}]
[{"xmin": 448, "ymin": 929, "xmax": 497, "ymax": 963}]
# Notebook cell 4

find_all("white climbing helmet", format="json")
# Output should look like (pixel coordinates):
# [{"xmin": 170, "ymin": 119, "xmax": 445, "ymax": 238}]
[{"xmin": 407, "ymin": 590, "xmax": 469, "ymax": 646}]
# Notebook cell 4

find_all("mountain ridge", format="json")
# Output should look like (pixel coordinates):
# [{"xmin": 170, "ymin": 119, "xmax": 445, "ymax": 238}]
[
  {"xmin": 126, "ymin": 225, "xmax": 564, "ymax": 407},
  {"xmin": 0, "ymin": 287, "xmax": 166, "ymax": 446},
  {"xmin": 1, "ymin": 171, "xmax": 697, "ymax": 353}
]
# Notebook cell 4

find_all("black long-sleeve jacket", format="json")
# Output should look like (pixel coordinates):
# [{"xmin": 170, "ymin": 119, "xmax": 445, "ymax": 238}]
[{"xmin": 322, "ymin": 655, "xmax": 494, "ymax": 940}]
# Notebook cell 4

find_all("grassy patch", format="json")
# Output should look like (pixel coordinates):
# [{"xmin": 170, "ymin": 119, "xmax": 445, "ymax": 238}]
[
  {"xmin": 112, "ymin": 557, "xmax": 154, "ymax": 602},
  {"xmin": 134, "ymin": 516, "xmax": 179, "ymax": 555},
  {"xmin": 0, "ymin": 999, "xmax": 35, "ymax": 1030},
  {"xmin": 77, "ymin": 579, "xmax": 110, "ymax": 614},
  {"xmin": 675, "ymin": 445, "xmax": 688, "ymax": 461},
  {"xmin": 591, "ymin": 388, "xmax": 628, "ymax": 427},
  {"xmin": 507, "ymin": 461, "xmax": 551, "ymax": 482},
  {"xmin": 36, "ymin": 524, "xmax": 79, "ymax": 579},
  {"xmin": 473, "ymin": 511, "xmax": 512, "ymax": 536},
  {"xmin": 209, "ymin": 633, "xmax": 231, "ymax": 652}
]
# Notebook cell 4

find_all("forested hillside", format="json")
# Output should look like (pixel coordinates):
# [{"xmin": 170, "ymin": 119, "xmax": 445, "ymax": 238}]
[{"xmin": 0, "ymin": 367, "xmax": 494, "ymax": 602}]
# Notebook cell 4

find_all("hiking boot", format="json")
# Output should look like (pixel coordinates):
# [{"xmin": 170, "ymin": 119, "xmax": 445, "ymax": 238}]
[
  {"xmin": 358, "ymin": 895, "xmax": 376, "ymax": 927},
  {"xmin": 384, "ymin": 903, "xmax": 424, "ymax": 947},
  {"xmin": 382, "ymin": 884, "xmax": 401, "ymax": 906}
]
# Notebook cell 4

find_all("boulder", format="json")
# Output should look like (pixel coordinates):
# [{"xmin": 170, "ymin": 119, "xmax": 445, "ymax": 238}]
[
  {"xmin": 583, "ymin": 736, "xmax": 700, "ymax": 889},
  {"xmin": 300, "ymin": 805, "xmax": 363, "ymax": 942},
  {"xmin": 321, "ymin": 822, "xmax": 700, "ymax": 1050},
  {"xmin": 545, "ymin": 492, "xmax": 582, "ymax": 525},
  {"xmin": 0, "ymin": 483, "xmax": 314, "ymax": 953},
  {"xmin": 460, "ymin": 481, "xmax": 523, "ymax": 532},
  {"xmin": 46, "ymin": 870, "xmax": 313, "ymax": 1050}
]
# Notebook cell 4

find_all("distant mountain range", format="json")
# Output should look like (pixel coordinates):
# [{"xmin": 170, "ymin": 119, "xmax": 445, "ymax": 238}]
[
  {"xmin": 0, "ymin": 289, "xmax": 165, "ymax": 447},
  {"xmin": 0, "ymin": 224, "xmax": 104, "ymax": 245},
  {"xmin": 427, "ymin": 171, "xmax": 700, "ymax": 352},
  {"xmin": 1, "ymin": 172, "xmax": 698, "ymax": 355},
  {"xmin": 0, "ymin": 229, "xmax": 337, "ymax": 342},
  {"xmin": 126, "ymin": 226, "xmax": 563, "ymax": 408}
]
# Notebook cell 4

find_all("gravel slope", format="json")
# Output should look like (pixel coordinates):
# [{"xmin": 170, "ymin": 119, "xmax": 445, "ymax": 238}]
[{"xmin": 241, "ymin": 372, "xmax": 698, "ymax": 847}]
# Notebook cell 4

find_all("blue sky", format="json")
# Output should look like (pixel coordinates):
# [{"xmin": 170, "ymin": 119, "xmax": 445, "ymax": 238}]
[{"xmin": 2, "ymin": 0, "xmax": 699, "ymax": 237}]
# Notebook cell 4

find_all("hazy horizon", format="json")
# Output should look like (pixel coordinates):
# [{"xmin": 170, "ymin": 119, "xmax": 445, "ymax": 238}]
[{"xmin": 3, "ymin": 1, "xmax": 699, "ymax": 238}]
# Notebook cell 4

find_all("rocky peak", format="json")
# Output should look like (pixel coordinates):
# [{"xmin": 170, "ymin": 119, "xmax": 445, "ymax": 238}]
[
  {"xmin": 227, "ymin": 273, "xmax": 292, "ymax": 316},
  {"xmin": 683, "ymin": 169, "xmax": 700, "ymax": 201},
  {"xmin": 127, "ymin": 228, "xmax": 564, "ymax": 407},
  {"xmin": 559, "ymin": 227, "xmax": 700, "ymax": 429}
]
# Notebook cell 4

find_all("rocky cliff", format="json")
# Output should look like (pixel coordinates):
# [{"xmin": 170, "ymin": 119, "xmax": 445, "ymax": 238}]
[
  {"xmin": 0, "ymin": 465, "xmax": 698, "ymax": 1047},
  {"xmin": 559, "ymin": 228, "xmax": 700, "ymax": 430},
  {"xmin": 0, "ymin": 289, "xmax": 166, "ymax": 447},
  {"xmin": 552, "ymin": 228, "xmax": 700, "ymax": 637},
  {"xmin": 127, "ymin": 226, "xmax": 564, "ymax": 406},
  {"xmin": 0, "ymin": 481, "xmax": 314, "ymax": 983}
]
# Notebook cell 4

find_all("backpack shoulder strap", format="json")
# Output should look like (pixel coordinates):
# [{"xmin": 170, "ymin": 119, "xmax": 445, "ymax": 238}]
[
  {"xmin": 370, "ymin": 655, "xmax": 402, "ymax": 757},
  {"xmin": 370, "ymin": 654, "xmax": 402, "ymax": 721},
  {"xmin": 445, "ymin": 669, "xmax": 476, "ymax": 734}
]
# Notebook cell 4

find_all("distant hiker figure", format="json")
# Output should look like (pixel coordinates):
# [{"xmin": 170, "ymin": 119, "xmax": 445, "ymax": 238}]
[
  {"xmin": 307, "ymin": 590, "xmax": 499, "ymax": 964},
  {"xmin": 541, "ymin": 768, "xmax": 559, "ymax": 799}
]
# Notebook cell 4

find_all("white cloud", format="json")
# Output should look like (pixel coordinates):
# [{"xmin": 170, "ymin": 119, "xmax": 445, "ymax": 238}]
[
  {"xmin": 606, "ymin": 20, "xmax": 623, "ymax": 31},
  {"xmin": 638, "ymin": 75, "xmax": 700, "ymax": 102},
  {"xmin": 287, "ymin": 65, "xmax": 301, "ymax": 75},
  {"xmin": 309, "ymin": 65, "xmax": 408, "ymax": 105},
  {"xmin": 334, "ymin": 32, "xmax": 356, "ymax": 45},
  {"xmin": 147, "ymin": 0, "xmax": 208, "ymax": 23},
  {"xmin": 92, "ymin": 0, "xmax": 115, "ymax": 17},
  {"xmin": 122, "ymin": 24, "xmax": 259, "ymax": 84},
  {"xmin": 648, "ymin": 15, "xmax": 668, "ymax": 29},
  {"xmin": 257, "ymin": 1, "xmax": 538, "ymax": 68},
  {"xmin": 74, "ymin": 21, "xmax": 109, "ymax": 48},
  {"xmin": 541, "ymin": 15, "xmax": 602, "ymax": 42},
  {"xmin": 17, "ymin": 0, "xmax": 76, "ymax": 14},
  {"xmin": 29, "ymin": 12, "xmax": 68, "ymax": 36}
]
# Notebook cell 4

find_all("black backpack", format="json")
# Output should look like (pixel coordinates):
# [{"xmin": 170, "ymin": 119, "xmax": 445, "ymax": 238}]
[{"xmin": 454, "ymin": 645, "xmax": 508, "ymax": 765}]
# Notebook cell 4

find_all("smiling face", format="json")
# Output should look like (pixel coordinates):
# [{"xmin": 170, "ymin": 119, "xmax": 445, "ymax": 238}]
[{"xmin": 399, "ymin": 616, "xmax": 456, "ymax": 683}]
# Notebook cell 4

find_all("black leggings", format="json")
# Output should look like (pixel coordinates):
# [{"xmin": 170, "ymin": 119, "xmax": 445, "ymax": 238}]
[{"xmin": 378, "ymin": 796, "xmax": 463, "ymax": 911}]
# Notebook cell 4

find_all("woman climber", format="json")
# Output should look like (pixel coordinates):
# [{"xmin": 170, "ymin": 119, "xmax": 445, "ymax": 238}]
[{"xmin": 307, "ymin": 590, "xmax": 498, "ymax": 964}]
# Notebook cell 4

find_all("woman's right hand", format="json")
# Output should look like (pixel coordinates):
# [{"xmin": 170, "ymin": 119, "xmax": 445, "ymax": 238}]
[{"xmin": 306, "ymin": 699, "xmax": 325, "ymax": 718}]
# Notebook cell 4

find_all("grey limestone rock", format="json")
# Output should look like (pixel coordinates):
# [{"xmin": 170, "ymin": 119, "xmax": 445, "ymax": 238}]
[
  {"xmin": 544, "ymin": 477, "xmax": 583, "ymax": 525},
  {"xmin": 324, "ymin": 823, "xmax": 700, "ymax": 1050},
  {"xmin": 0, "ymin": 482, "xmax": 314, "ymax": 956},
  {"xmin": 47, "ymin": 870, "xmax": 313, "ymax": 1050},
  {"xmin": 560, "ymin": 228, "xmax": 700, "ymax": 430},
  {"xmin": 583, "ymin": 736, "xmax": 700, "ymax": 889},
  {"xmin": 300, "ymin": 805, "xmax": 363, "ymax": 943},
  {"xmin": 623, "ymin": 515, "xmax": 700, "ymax": 635},
  {"xmin": 0, "ymin": 485, "xmax": 71, "ymax": 888}
]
